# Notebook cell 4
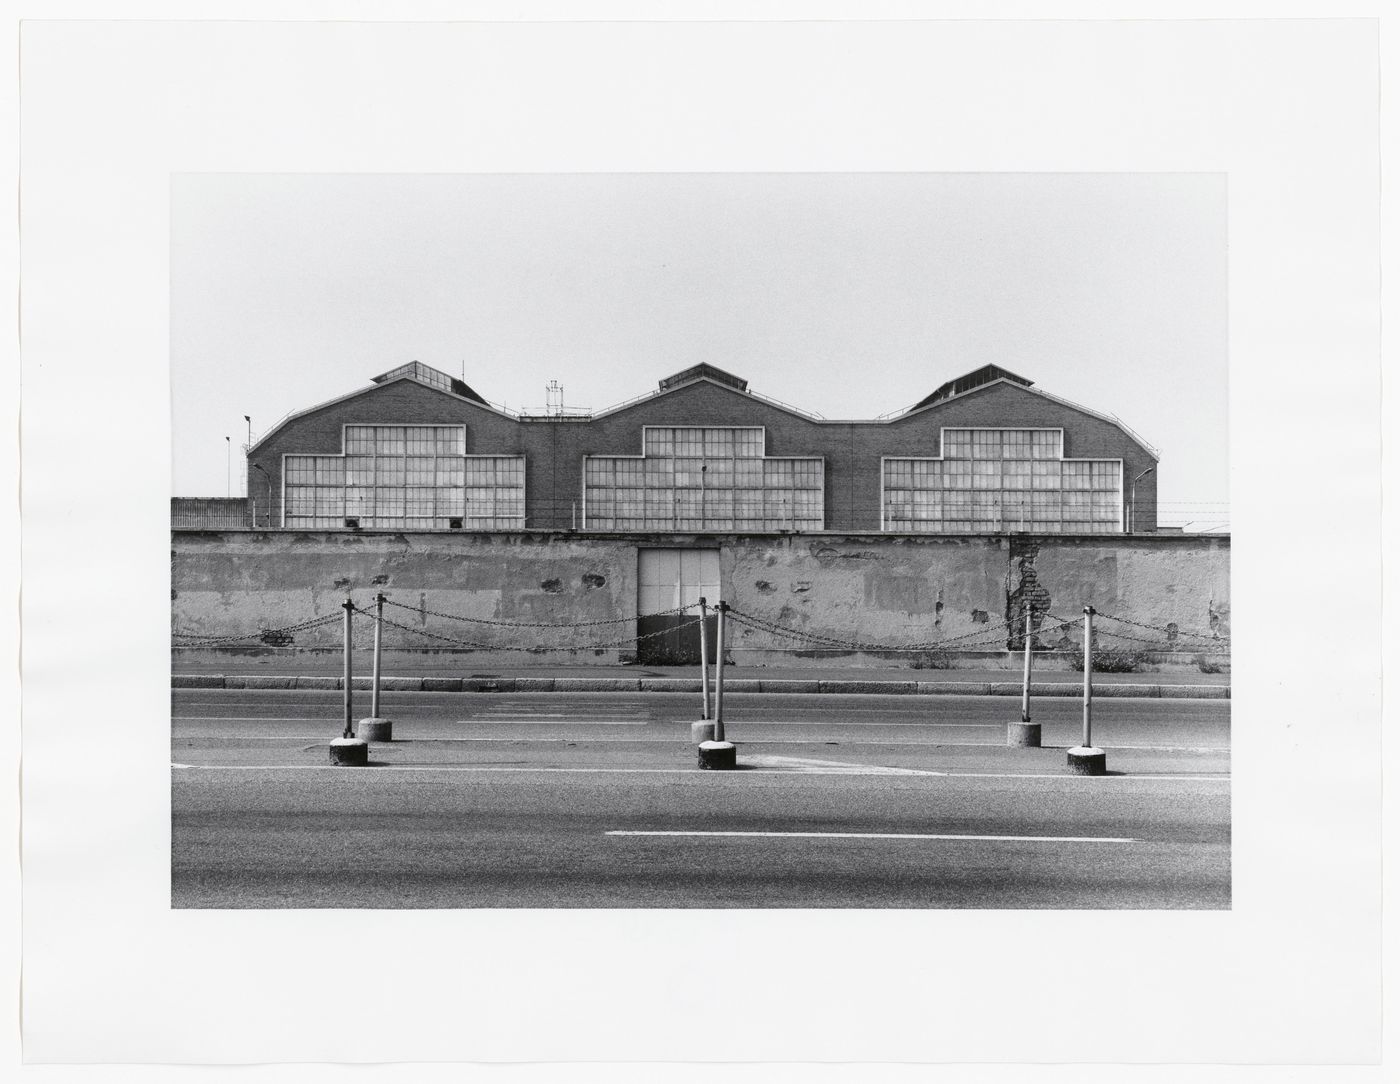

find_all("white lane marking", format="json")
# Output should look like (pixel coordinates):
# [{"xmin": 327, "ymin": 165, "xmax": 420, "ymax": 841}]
[
  {"xmin": 606, "ymin": 830, "xmax": 1142, "ymax": 843},
  {"xmin": 934, "ymin": 772, "xmax": 1232, "ymax": 781},
  {"xmin": 171, "ymin": 764, "xmax": 1229, "ymax": 781},
  {"xmin": 460, "ymin": 719, "xmax": 648, "ymax": 726},
  {"xmin": 171, "ymin": 716, "xmax": 647, "ymax": 726},
  {"xmin": 739, "ymin": 754, "xmax": 938, "ymax": 775},
  {"xmin": 691, "ymin": 720, "xmax": 1002, "ymax": 728},
  {"xmin": 172, "ymin": 716, "xmax": 337, "ymax": 722}
]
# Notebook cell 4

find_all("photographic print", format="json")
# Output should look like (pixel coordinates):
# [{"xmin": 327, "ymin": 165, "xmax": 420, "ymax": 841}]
[{"xmin": 169, "ymin": 172, "xmax": 1230, "ymax": 910}]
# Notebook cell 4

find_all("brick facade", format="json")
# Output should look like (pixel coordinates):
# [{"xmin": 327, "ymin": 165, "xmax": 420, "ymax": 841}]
[{"xmin": 245, "ymin": 371, "xmax": 1159, "ymax": 533}]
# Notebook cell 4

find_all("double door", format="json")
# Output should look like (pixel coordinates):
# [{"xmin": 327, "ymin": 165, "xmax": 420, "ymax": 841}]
[{"xmin": 636, "ymin": 549, "xmax": 720, "ymax": 665}]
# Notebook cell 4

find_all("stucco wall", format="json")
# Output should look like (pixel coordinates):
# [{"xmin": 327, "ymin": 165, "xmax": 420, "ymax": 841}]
[
  {"xmin": 173, "ymin": 531, "xmax": 639, "ymax": 661},
  {"xmin": 173, "ymin": 531, "xmax": 1227, "ymax": 669}
]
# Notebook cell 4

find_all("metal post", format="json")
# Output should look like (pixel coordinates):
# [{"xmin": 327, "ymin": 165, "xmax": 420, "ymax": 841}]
[
  {"xmin": 713, "ymin": 601, "xmax": 727, "ymax": 744},
  {"xmin": 1021, "ymin": 606, "xmax": 1033, "ymax": 724},
  {"xmin": 371, "ymin": 593, "xmax": 385, "ymax": 719},
  {"xmin": 697, "ymin": 597, "xmax": 711, "ymax": 720},
  {"xmin": 342, "ymin": 597, "xmax": 354, "ymax": 738},
  {"xmin": 1082, "ymin": 605, "xmax": 1095, "ymax": 749}
]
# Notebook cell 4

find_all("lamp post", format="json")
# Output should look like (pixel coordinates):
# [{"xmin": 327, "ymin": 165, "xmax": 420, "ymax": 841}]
[
  {"xmin": 253, "ymin": 464, "xmax": 274, "ymax": 527},
  {"xmin": 225, "ymin": 436, "xmax": 231, "ymax": 498},
  {"xmin": 1129, "ymin": 466, "xmax": 1155, "ymax": 533}
]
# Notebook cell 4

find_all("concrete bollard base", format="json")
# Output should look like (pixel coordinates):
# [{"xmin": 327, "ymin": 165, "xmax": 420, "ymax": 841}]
[
  {"xmin": 329, "ymin": 737, "xmax": 370, "ymax": 766},
  {"xmin": 357, "ymin": 717, "xmax": 393, "ymax": 742},
  {"xmin": 1006, "ymin": 721, "xmax": 1041, "ymax": 747},
  {"xmin": 691, "ymin": 720, "xmax": 716, "ymax": 743},
  {"xmin": 1066, "ymin": 745, "xmax": 1107, "ymax": 775},
  {"xmin": 698, "ymin": 740, "xmax": 737, "ymax": 770}
]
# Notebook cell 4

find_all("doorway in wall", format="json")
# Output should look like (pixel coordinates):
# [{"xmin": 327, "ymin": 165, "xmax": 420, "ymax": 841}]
[{"xmin": 636, "ymin": 548, "xmax": 720, "ymax": 665}]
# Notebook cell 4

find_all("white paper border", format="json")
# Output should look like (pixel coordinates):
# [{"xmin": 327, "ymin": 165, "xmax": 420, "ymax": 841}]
[{"xmin": 16, "ymin": 7, "xmax": 1384, "ymax": 1072}]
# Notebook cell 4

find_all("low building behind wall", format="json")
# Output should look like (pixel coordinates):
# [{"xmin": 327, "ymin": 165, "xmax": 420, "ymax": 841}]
[
  {"xmin": 172, "ymin": 531, "xmax": 1229, "ymax": 671},
  {"xmin": 235, "ymin": 360, "xmax": 1162, "ymax": 536}
]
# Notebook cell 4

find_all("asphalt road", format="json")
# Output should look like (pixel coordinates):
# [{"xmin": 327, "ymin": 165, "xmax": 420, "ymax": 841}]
[{"xmin": 172, "ymin": 690, "xmax": 1230, "ymax": 909}]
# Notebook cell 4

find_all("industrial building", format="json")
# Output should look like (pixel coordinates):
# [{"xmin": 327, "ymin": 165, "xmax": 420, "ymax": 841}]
[
  {"xmin": 171, "ymin": 363, "xmax": 1203, "ymax": 667},
  {"xmin": 234, "ymin": 360, "xmax": 1160, "ymax": 537}
]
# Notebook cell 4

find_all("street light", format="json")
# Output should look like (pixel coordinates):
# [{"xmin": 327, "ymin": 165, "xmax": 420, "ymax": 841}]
[
  {"xmin": 1129, "ymin": 466, "xmax": 1155, "ymax": 533},
  {"xmin": 225, "ymin": 436, "xmax": 231, "ymax": 498},
  {"xmin": 253, "ymin": 463, "xmax": 274, "ymax": 527}
]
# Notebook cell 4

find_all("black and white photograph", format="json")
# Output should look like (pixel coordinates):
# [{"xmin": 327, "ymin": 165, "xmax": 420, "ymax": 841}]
[
  {"xmin": 170, "ymin": 172, "xmax": 1231, "ymax": 910},
  {"xmin": 15, "ymin": 9, "xmax": 1384, "ymax": 1073}
]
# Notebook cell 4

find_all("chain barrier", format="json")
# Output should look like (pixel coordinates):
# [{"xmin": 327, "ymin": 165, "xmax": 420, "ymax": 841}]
[
  {"xmin": 1094, "ymin": 610, "xmax": 1229, "ymax": 642},
  {"xmin": 172, "ymin": 611, "xmax": 342, "ymax": 646},
  {"xmin": 1043, "ymin": 611, "xmax": 1226, "ymax": 653},
  {"xmin": 381, "ymin": 597, "xmax": 691, "ymax": 629},
  {"xmin": 726, "ymin": 609, "xmax": 1091, "ymax": 655},
  {"xmin": 727, "ymin": 607, "xmax": 1017, "ymax": 652},
  {"xmin": 1089, "ymin": 625, "xmax": 1229, "ymax": 653},
  {"xmin": 173, "ymin": 599, "xmax": 1227, "ymax": 656},
  {"xmin": 365, "ymin": 605, "xmax": 702, "ymax": 652}
]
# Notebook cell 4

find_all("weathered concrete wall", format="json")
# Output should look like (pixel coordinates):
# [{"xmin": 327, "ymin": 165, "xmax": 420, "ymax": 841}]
[
  {"xmin": 724, "ymin": 536, "xmax": 1011, "ymax": 661},
  {"xmin": 173, "ymin": 531, "xmax": 639, "ymax": 662},
  {"xmin": 1022, "ymin": 536, "xmax": 1231, "ymax": 643},
  {"xmin": 173, "ymin": 531, "xmax": 1228, "ymax": 669}
]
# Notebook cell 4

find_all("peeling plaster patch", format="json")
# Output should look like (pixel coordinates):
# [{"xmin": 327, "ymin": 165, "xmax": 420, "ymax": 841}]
[
  {"xmin": 541, "ymin": 578, "xmax": 564, "ymax": 593},
  {"xmin": 1006, "ymin": 537, "xmax": 1053, "ymax": 648},
  {"xmin": 865, "ymin": 574, "xmax": 932, "ymax": 615},
  {"xmin": 582, "ymin": 573, "xmax": 606, "ymax": 588},
  {"xmin": 971, "ymin": 610, "xmax": 989, "ymax": 624},
  {"xmin": 755, "ymin": 580, "xmax": 776, "ymax": 594},
  {"xmin": 810, "ymin": 545, "xmax": 879, "ymax": 566},
  {"xmin": 371, "ymin": 574, "xmax": 390, "ymax": 586},
  {"xmin": 332, "ymin": 576, "xmax": 352, "ymax": 590},
  {"xmin": 1208, "ymin": 601, "xmax": 1230, "ymax": 638},
  {"xmin": 1165, "ymin": 622, "xmax": 1179, "ymax": 643},
  {"xmin": 791, "ymin": 581, "xmax": 812, "ymax": 594},
  {"xmin": 778, "ymin": 604, "xmax": 798, "ymax": 622}
]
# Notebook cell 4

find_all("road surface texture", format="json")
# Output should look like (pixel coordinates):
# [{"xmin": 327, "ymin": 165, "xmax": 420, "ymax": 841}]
[{"xmin": 172, "ymin": 690, "xmax": 1230, "ymax": 909}]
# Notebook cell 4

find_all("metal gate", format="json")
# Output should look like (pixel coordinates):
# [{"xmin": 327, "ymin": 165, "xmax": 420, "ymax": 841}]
[{"xmin": 636, "ymin": 549, "xmax": 720, "ymax": 665}]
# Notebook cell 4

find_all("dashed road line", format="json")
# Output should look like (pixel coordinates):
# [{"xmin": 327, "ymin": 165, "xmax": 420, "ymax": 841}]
[{"xmin": 605, "ymin": 830, "xmax": 1142, "ymax": 843}]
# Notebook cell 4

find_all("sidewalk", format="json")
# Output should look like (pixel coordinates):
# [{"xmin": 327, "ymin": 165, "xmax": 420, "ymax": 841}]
[{"xmin": 173, "ymin": 654, "xmax": 1230, "ymax": 699}]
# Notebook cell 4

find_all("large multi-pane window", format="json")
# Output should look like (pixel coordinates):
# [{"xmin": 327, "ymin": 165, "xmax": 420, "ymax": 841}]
[
  {"xmin": 584, "ymin": 426, "xmax": 824, "ymax": 531},
  {"xmin": 283, "ymin": 425, "xmax": 525, "ymax": 529},
  {"xmin": 883, "ymin": 428, "xmax": 1123, "ymax": 534}
]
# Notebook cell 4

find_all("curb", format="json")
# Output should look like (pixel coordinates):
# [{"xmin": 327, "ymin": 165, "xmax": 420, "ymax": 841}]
[{"xmin": 172, "ymin": 673, "xmax": 1230, "ymax": 699}]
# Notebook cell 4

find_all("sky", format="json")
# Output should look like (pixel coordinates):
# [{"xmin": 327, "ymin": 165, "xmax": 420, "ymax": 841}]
[{"xmin": 171, "ymin": 172, "xmax": 1228, "ymax": 529}]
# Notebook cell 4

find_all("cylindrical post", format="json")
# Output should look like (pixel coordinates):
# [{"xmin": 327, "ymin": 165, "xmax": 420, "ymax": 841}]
[
  {"xmin": 1066, "ymin": 605, "xmax": 1104, "ymax": 774},
  {"xmin": 713, "ymin": 602, "xmax": 726, "ymax": 743},
  {"xmin": 697, "ymin": 597, "xmax": 711, "ymax": 720},
  {"xmin": 1082, "ymin": 605, "xmax": 1095, "ymax": 748},
  {"xmin": 342, "ymin": 597, "xmax": 354, "ymax": 738},
  {"xmin": 370, "ymin": 592, "xmax": 385, "ymax": 719},
  {"xmin": 1021, "ymin": 606, "xmax": 1033, "ymax": 724}
]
